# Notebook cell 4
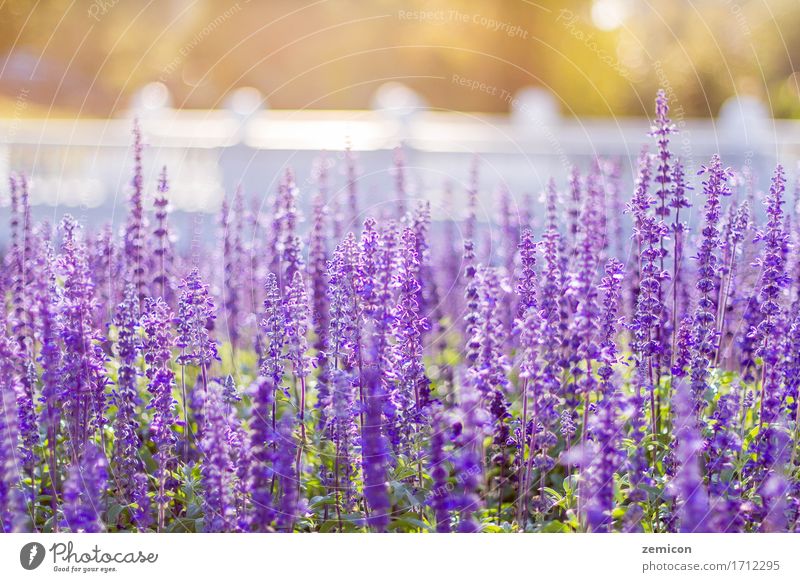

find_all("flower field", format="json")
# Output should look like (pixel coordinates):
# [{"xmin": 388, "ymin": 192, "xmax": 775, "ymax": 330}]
[{"xmin": 1, "ymin": 91, "xmax": 799, "ymax": 533}]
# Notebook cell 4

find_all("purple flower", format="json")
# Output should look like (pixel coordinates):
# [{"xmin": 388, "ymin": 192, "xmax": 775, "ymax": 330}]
[
  {"xmin": 584, "ymin": 390, "xmax": 623, "ymax": 532},
  {"xmin": 141, "ymin": 297, "xmax": 178, "ymax": 530},
  {"xmin": 63, "ymin": 443, "xmax": 107, "ymax": 533},
  {"xmin": 57, "ymin": 216, "xmax": 109, "ymax": 457},
  {"xmin": 248, "ymin": 376, "xmax": 277, "ymax": 531},
  {"xmin": 388, "ymin": 229, "xmax": 432, "ymax": 449},
  {"xmin": 175, "ymin": 268, "xmax": 220, "ymax": 368},
  {"xmin": 308, "ymin": 194, "xmax": 330, "ymax": 428},
  {"xmin": 515, "ymin": 228, "xmax": 538, "ymax": 320},
  {"xmin": 111, "ymin": 284, "xmax": 151, "ymax": 530},
  {"xmin": 124, "ymin": 120, "xmax": 147, "ymax": 301},
  {"xmin": 274, "ymin": 412, "xmax": 299, "ymax": 532},
  {"xmin": 151, "ymin": 166, "xmax": 175, "ymax": 305},
  {"xmin": 650, "ymin": 89, "xmax": 676, "ymax": 220},
  {"xmin": 220, "ymin": 189, "xmax": 246, "ymax": 349},
  {"xmin": 361, "ymin": 365, "xmax": 390, "ymax": 532},
  {"xmin": 284, "ymin": 271, "xmax": 311, "ymax": 380},
  {"xmin": 344, "ymin": 146, "xmax": 360, "ymax": 227},
  {"xmin": 200, "ymin": 380, "xmax": 237, "ymax": 532},
  {"xmin": 667, "ymin": 379, "xmax": 712, "ymax": 532},
  {"xmin": 453, "ymin": 379, "xmax": 488, "ymax": 532},
  {"xmin": 689, "ymin": 155, "xmax": 733, "ymax": 412},
  {"xmin": 0, "ymin": 365, "xmax": 27, "ymax": 532},
  {"xmin": 428, "ymin": 407, "xmax": 452, "ymax": 532},
  {"xmin": 752, "ymin": 166, "xmax": 790, "ymax": 423}
]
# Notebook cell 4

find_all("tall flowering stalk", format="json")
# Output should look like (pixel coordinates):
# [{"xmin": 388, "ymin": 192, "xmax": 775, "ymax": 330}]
[
  {"xmin": 753, "ymin": 166, "xmax": 790, "ymax": 433},
  {"xmin": 284, "ymin": 270, "xmax": 311, "ymax": 505},
  {"xmin": 125, "ymin": 120, "xmax": 147, "ymax": 301},
  {"xmin": 471, "ymin": 266, "xmax": 511, "ymax": 515},
  {"xmin": 152, "ymin": 166, "xmax": 175, "ymax": 305},
  {"xmin": 285, "ymin": 271, "xmax": 311, "ymax": 435},
  {"xmin": 628, "ymin": 148, "xmax": 668, "ymax": 436},
  {"xmin": 248, "ymin": 376, "xmax": 277, "ymax": 531},
  {"xmin": 519, "ymin": 186, "xmax": 563, "ymax": 521},
  {"xmin": 308, "ymin": 193, "xmax": 330, "ymax": 429},
  {"xmin": 650, "ymin": 91, "xmax": 675, "ymax": 370},
  {"xmin": 514, "ymin": 228, "xmax": 537, "ymax": 506},
  {"xmin": 389, "ymin": 229, "xmax": 431, "ymax": 450},
  {"xmin": 690, "ymin": 155, "xmax": 732, "ymax": 413},
  {"xmin": 141, "ymin": 297, "xmax": 179, "ymax": 531},
  {"xmin": 0, "ymin": 343, "xmax": 27, "ymax": 532},
  {"xmin": 361, "ymin": 364, "xmax": 390, "ymax": 532},
  {"xmin": 220, "ymin": 189, "xmax": 245, "ymax": 351},
  {"xmin": 200, "ymin": 381, "xmax": 237, "ymax": 532},
  {"xmin": 175, "ymin": 268, "xmax": 220, "ymax": 455},
  {"xmin": 716, "ymin": 200, "xmax": 750, "ymax": 364},
  {"xmin": 669, "ymin": 159, "xmax": 692, "ymax": 363},
  {"xmin": 57, "ymin": 216, "xmax": 108, "ymax": 460},
  {"xmin": 111, "ymin": 284, "xmax": 151, "ymax": 530},
  {"xmin": 36, "ymin": 241, "xmax": 62, "ymax": 526}
]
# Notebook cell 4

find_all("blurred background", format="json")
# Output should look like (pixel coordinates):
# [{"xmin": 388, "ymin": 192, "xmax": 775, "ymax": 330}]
[
  {"xmin": 2, "ymin": 0, "xmax": 799, "ymax": 117},
  {"xmin": 0, "ymin": 0, "xmax": 798, "ymax": 224}
]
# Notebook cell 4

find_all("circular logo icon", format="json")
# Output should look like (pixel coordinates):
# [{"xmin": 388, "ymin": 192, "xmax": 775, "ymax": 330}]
[{"xmin": 20, "ymin": 542, "xmax": 46, "ymax": 570}]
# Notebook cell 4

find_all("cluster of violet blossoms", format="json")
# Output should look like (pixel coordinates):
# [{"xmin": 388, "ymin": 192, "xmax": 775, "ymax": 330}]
[{"xmin": 1, "ymin": 91, "xmax": 799, "ymax": 534}]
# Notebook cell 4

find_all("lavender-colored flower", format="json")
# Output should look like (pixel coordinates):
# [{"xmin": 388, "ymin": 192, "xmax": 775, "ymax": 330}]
[
  {"xmin": 279, "ymin": 170, "xmax": 305, "ymax": 284},
  {"xmin": 308, "ymin": 193, "xmax": 330, "ymax": 427},
  {"xmin": 260, "ymin": 273, "xmax": 286, "ymax": 389},
  {"xmin": 361, "ymin": 365, "xmax": 390, "ymax": 532},
  {"xmin": 597, "ymin": 258, "xmax": 625, "ymax": 391},
  {"xmin": 152, "ymin": 166, "xmax": 175, "ymax": 305},
  {"xmin": 141, "ymin": 297, "xmax": 178, "ymax": 530},
  {"xmin": 689, "ymin": 155, "xmax": 733, "ymax": 413},
  {"xmin": 284, "ymin": 271, "xmax": 311, "ymax": 380},
  {"xmin": 220, "ymin": 189, "xmax": 245, "ymax": 349},
  {"xmin": 628, "ymin": 148, "xmax": 669, "ymax": 409},
  {"xmin": 200, "ymin": 380, "xmax": 237, "ymax": 532},
  {"xmin": 471, "ymin": 266, "xmax": 511, "ymax": 458},
  {"xmin": 667, "ymin": 379, "xmax": 712, "ymax": 532},
  {"xmin": 623, "ymin": 369, "xmax": 653, "ymax": 531},
  {"xmin": 0, "ymin": 364, "xmax": 27, "ymax": 532},
  {"xmin": 175, "ymin": 268, "xmax": 219, "ymax": 368},
  {"xmin": 584, "ymin": 390, "xmax": 623, "ymax": 532},
  {"xmin": 567, "ymin": 168, "xmax": 604, "ymax": 405},
  {"xmin": 88, "ymin": 224, "xmax": 118, "ymax": 327},
  {"xmin": 650, "ymin": 89, "xmax": 676, "ymax": 220},
  {"xmin": 329, "ymin": 368, "xmax": 358, "ymax": 516},
  {"xmin": 344, "ymin": 146, "xmax": 360, "ymax": 227},
  {"xmin": 63, "ymin": 443, "xmax": 107, "ymax": 533},
  {"xmin": 391, "ymin": 146, "xmax": 408, "ymax": 217},
  {"xmin": 759, "ymin": 424, "xmax": 791, "ymax": 532},
  {"xmin": 389, "ymin": 229, "xmax": 432, "ymax": 447},
  {"xmin": 326, "ymin": 234, "xmax": 360, "ymax": 371},
  {"xmin": 35, "ymin": 241, "xmax": 62, "ymax": 524},
  {"xmin": 705, "ymin": 388, "xmax": 742, "ymax": 499},
  {"xmin": 57, "ymin": 216, "xmax": 108, "ymax": 457},
  {"xmin": 248, "ymin": 376, "xmax": 277, "ymax": 531},
  {"xmin": 274, "ymin": 412, "xmax": 299, "ymax": 532},
  {"xmin": 453, "ymin": 379, "xmax": 488, "ymax": 532},
  {"xmin": 124, "ymin": 120, "xmax": 147, "ymax": 300},
  {"xmin": 515, "ymin": 228, "xmax": 538, "ymax": 320},
  {"xmin": 111, "ymin": 284, "xmax": 151, "ymax": 530},
  {"xmin": 669, "ymin": 159, "xmax": 692, "ymax": 350},
  {"xmin": 752, "ymin": 166, "xmax": 790, "ymax": 426},
  {"xmin": 429, "ymin": 407, "xmax": 452, "ymax": 533}
]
